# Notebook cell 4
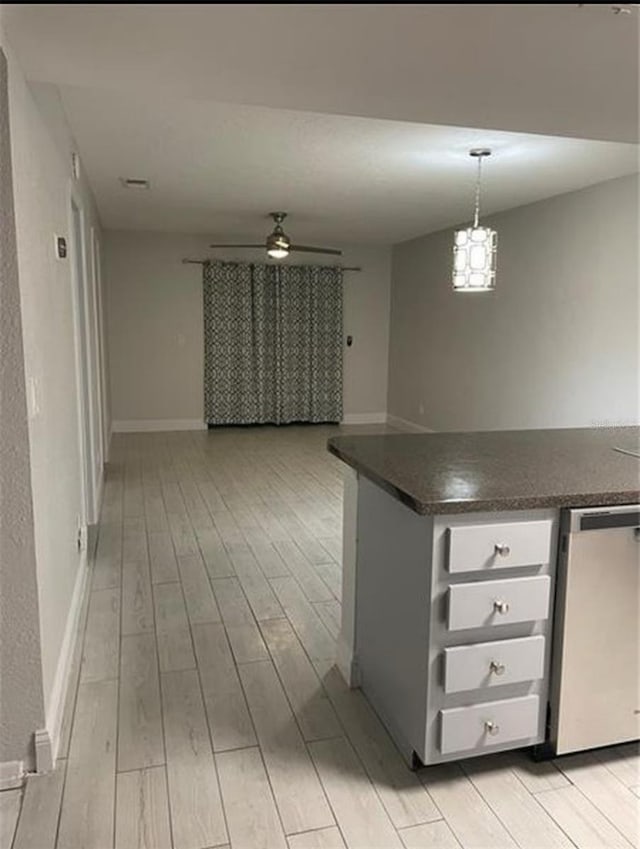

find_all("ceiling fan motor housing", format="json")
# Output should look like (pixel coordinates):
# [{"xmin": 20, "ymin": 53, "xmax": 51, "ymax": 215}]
[
  {"xmin": 267, "ymin": 229, "xmax": 291, "ymax": 251},
  {"xmin": 267, "ymin": 212, "xmax": 291, "ymax": 250}
]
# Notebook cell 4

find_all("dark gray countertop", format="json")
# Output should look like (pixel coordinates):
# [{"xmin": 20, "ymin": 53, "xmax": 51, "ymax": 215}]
[{"xmin": 328, "ymin": 427, "xmax": 640, "ymax": 515}]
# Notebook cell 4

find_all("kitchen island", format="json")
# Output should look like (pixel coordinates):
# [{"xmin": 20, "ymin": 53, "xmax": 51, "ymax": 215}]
[{"xmin": 328, "ymin": 427, "xmax": 640, "ymax": 767}]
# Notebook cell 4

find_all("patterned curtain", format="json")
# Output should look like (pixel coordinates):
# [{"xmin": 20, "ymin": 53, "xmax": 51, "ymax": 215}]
[{"xmin": 203, "ymin": 262, "xmax": 343, "ymax": 425}]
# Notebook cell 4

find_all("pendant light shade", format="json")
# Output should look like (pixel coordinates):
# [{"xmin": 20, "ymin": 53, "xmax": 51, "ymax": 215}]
[{"xmin": 453, "ymin": 149, "xmax": 497, "ymax": 292}]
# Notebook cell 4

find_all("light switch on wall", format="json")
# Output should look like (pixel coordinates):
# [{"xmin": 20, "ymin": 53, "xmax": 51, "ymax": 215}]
[
  {"xmin": 54, "ymin": 235, "xmax": 67, "ymax": 260},
  {"xmin": 27, "ymin": 376, "xmax": 40, "ymax": 419},
  {"xmin": 176, "ymin": 333, "xmax": 186, "ymax": 348}
]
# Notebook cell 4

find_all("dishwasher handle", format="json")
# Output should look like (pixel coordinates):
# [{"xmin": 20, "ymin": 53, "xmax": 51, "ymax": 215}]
[{"xmin": 565, "ymin": 505, "xmax": 640, "ymax": 533}]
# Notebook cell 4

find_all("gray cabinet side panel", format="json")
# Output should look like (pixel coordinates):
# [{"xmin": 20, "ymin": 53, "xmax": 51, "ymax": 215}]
[{"xmin": 355, "ymin": 478, "xmax": 433, "ymax": 763}]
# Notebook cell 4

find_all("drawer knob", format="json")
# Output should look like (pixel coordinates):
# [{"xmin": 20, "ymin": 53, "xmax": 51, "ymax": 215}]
[
  {"xmin": 485, "ymin": 720, "xmax": 500, "ymax": 736},
  {"xmin": 490, "ymin": 660, "xmax": 506, "ymax": 676},
  {"xmin": 493, "ymin": 599, "xmax": 510, "ymax": 615},
  {"xmin": 494, "ymin": 543, "xmax": 511, "ymax": 557}
]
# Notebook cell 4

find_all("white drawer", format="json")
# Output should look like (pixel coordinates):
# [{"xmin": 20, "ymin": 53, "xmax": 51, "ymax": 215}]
[
  {"xmin": 440, "ymin": 694, "xmax": 540, "ymax": 754},
  {"xmin": 443, "ymin": 635, "xmax": 546, "ymax": 693},
  {"xmin": 446, "ymin": 520, "xmax": 553, "ymax": 574},
  {"xmin": 447, "ymin": 575, "xmax": 551, "ymax": 631}
]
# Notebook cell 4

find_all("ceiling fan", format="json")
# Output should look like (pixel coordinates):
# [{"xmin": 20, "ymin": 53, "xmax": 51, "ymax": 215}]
[{"xmin": 209, "ymin": 212, "xmax": 342, "ymax": 259}]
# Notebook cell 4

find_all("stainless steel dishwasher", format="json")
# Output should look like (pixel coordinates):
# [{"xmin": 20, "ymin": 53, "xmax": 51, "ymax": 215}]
[{"xmin": 548, "ymin": 505, "xmax": 640, "ymax": 755}]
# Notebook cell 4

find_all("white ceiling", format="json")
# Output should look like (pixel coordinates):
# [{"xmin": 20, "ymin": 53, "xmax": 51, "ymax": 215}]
[
  {"xmin": 4, "ymin": 4, "xmax": 638, "ymax": 142},
  {"xmin": 51, "ymin": 85, "xmax": 638, "ymax": 244},
  {"xmin": 4, "ymin": 3, "xmax": 639, "ymax": 244}
]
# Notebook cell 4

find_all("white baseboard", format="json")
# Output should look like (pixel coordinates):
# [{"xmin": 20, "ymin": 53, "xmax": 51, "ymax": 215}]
[
  {"xmin": 44, "ymin": 548, "xmax": 90, "ymax": 767},
  {"xmin": 342, "ymin": 412, "xmax": 387, "ymax": 425},
  {"xmin": 386, "ymin": 414, "xmax": 432, "ymax": 433},
  {"xmin": 0, "ymin": 760, "xmax": 25, "ymax": 790},
  {"xmin": 112, "ymin": 418, "xmax": 207, "ymax": 433}
]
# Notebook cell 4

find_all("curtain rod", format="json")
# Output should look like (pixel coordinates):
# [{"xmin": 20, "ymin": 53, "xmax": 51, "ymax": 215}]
[{"xmin": 182, "ymin": 258, "xmax": 362, "ymax": 272}]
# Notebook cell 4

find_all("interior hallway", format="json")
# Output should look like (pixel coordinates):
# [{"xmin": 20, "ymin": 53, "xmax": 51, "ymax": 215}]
[{"xmin": 4, "ymin": 425, "xmax": 639, "ymax": 849}]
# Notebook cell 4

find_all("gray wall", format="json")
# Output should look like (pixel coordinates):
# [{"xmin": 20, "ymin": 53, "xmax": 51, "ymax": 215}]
[
  {"xmin": 388, "ymin": 175, "xmax": 639, "ymax": 431},
  {"xmin": 0, "ymin": 45, "xmax": 45, "ymax": 771},
  {"xmin": 3, "ymin": 28, "xmax": 108, "ymax": 762},
  {"xmin": 104, "ymin": 231, "xmax": 392, "ymax": 426}
]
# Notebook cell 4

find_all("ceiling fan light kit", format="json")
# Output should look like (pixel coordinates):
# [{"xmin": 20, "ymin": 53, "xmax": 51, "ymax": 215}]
[
  {"xmin": 210, "ymin": 212, "xmax": 342, "ymax": 259},
  {"xmin": 452, "ymin": 149, "xmax": 497, "ymax": 293},
  {"xmin": 267, "ymin": 245, "xmax": 290, "ymax": 259}
]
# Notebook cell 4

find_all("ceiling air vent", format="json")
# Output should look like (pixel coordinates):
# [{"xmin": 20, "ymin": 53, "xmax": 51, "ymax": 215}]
[{"xmin": 119, "ymin": 177, "xmax": 150, "ymax": 189}]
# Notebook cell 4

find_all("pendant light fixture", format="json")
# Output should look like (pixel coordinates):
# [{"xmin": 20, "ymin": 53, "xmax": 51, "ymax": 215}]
[{"xmin": 452, "ymin": 149, "xmax": 497, "ymax": 292}]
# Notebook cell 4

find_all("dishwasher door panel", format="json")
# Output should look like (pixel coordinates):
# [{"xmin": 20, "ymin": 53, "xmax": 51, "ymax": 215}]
[{"xmin": 553, "ymin": 517, "xmax": 640, "ymax": 755}]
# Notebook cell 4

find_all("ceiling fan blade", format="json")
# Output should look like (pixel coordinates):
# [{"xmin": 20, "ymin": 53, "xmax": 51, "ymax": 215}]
[
  {"xmin": 208, "ymin": 244, "xmax": 265, "ymax": 249},
  {"xmin": 290, "ymin": 244, "xmax": 342, "ymax": 256}
]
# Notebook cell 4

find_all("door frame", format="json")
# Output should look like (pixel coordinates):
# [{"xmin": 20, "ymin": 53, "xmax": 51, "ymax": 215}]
[
  {"xmin": 90, "ymin": 227, "xmax": 109, "ymax": 465},
  {"xmin": 68, "ymin": 189, "xmax": 98, "ymax": 527}
]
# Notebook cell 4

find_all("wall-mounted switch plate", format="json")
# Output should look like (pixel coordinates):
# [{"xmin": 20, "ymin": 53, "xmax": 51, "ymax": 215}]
[
  {"xmin": 27, "ymin": 377, "xmax": 40, "ymax": 419},
  {"xmin": 77, "ymin": 523, "xmax": 88, "ymax": 552},
  {"xmin": 55, "ymin": 235, "xmax": 67, "ymax": 260},
  {"xmin": 71, "ymin": 152, "xmax": 80, "ymax": 180}
]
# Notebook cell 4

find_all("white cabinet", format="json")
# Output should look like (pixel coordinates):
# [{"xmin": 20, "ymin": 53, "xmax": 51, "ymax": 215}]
[
  {"xmin": 440, "ymin": 695, "xmax": 540, "ymax": 755},
  {"xmin": 447, "ymin": 575, "xmax": 551, "ymax": 631},
  {"xmin": 443, "ymin": 635, "xmax": 545, "ymax": 694},
  {"xmin": 446, "ymin": 520, "xmax": 553, "ymax": 574},
  {"xmin": 353, "ymin": 477, "xmax": 559, "ymax": 768}
]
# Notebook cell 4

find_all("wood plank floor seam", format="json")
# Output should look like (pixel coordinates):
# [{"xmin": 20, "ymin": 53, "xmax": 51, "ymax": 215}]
[
  {"xmin": 505, "ymin": 771, "xmax": 583, "ymax": 849},
  {"xmin": 460, "ymin": 758, "xmax": 577, "ymax": 849},
  {"xmin": 246, "ymin": 628, "xmax": 363, "ymax": 841},
  {"xmin": 535, "ymin": 784, "xmax": 635, "ymax": 848}
]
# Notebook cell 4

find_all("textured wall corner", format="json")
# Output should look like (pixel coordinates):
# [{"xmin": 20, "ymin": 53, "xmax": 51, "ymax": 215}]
[{"xmin": 0, "ymin": 46, "xmax": 46, "ymax": 770}]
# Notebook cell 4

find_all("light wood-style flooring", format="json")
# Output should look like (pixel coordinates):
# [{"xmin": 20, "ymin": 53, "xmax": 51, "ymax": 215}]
[{"xmin": 4, "ymin": 425, "xmax": 639, "ymax": 849}]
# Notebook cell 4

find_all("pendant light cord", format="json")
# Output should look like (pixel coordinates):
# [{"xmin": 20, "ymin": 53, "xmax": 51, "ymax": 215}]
[{"xmin": 473, "ymin": 155, "xmax": 483, "ymax": 228}]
